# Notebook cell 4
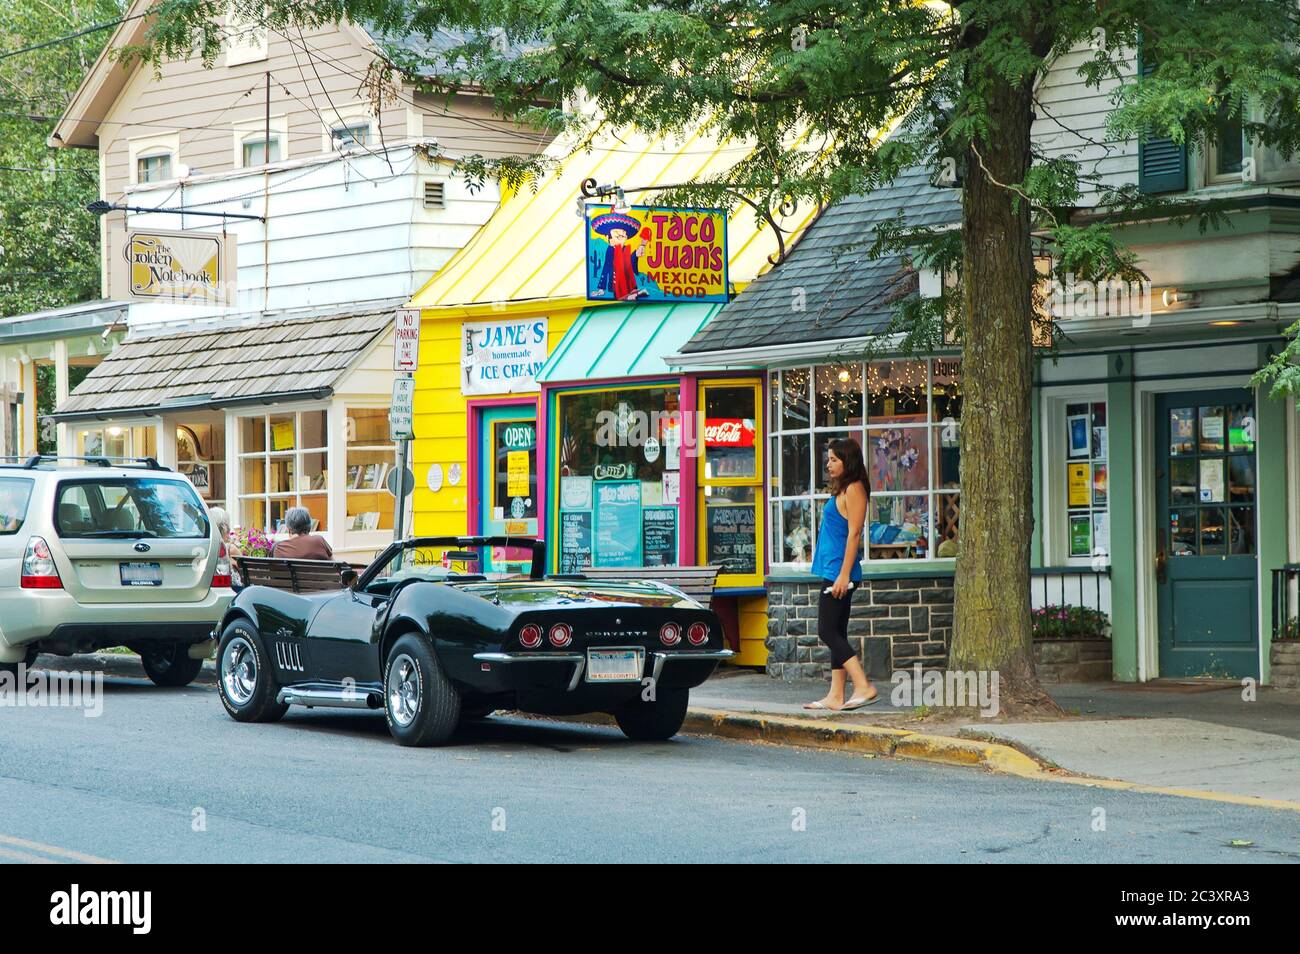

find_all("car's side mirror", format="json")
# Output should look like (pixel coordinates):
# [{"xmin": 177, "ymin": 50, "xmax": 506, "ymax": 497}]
[{"xmin": 340, "ymin": 568, "xmax": 359, "ymax": 590}]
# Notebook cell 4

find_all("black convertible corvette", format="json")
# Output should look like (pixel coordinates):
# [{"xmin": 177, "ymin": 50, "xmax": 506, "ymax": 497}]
[{"xmin": 214, "ymin": 536, "xmax": 731, "ymax": 746}]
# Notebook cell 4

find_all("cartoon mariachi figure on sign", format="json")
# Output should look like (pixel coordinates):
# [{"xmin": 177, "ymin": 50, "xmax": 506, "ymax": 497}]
[{"xmin": 591, "ymin": 211, "xmax": 652, "ymax": 300}]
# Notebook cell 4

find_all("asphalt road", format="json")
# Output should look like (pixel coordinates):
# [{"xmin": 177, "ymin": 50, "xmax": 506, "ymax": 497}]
[{"xmin": 1, "ymin": 673, "xmax": 1297, "ymax": 863}]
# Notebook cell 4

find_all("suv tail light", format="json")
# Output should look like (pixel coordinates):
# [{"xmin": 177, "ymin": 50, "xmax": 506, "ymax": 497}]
[
  {"xmin": 212, "ymin": 542, "xmax": 232, "ymax": 589},
  {"xmin": 659, "ymin": 622, "xmax": 682, "ymax": 646},
  {"xmin": 548, "ymin": 623, "xmax": 572, "ymax": 648},
  {"xmin": 518, "ymin": 623, "xmax": 543, "ymax": 649},
  {"xmin": 21, "ymin": 536, "xmax": 62, "ymax": 589},
  {"xmin": 687, "ymin": 622, "xmax": 709, "ymax": 645}
]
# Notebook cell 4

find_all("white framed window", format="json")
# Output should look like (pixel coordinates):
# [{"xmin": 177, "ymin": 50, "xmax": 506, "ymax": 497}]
[
  {"xmin": 1202, "ymin": 105, "xmax": 1300, "ymax": 187},
  {"xmin": 233, "ymin": 114, "xmax": 288, "ymax": 168},
  {"xmin": 768, "ymin": 358, "xmax": 962, "ymax": 566},
  {"xmin": 318, "ymin": 102, "xmax": 378, "ymax": 154},
  {"xmin": 237, "ymin": 408, "xmax": 329, "ymax": 534},
  {"xmin": 225, "ymin": 2, "xmax": 268, "ymax": 66},
  {"xmin": 343, "ymin": 407, "xmax": 398, "ymax": 532},
  {"xmin": 127, "ymin": 133, "xmax": 180, "ymax": 186},
  {"xmin": 330, "ymin": 122, "xmax": 371, "ymax": 149},
  {"xmin": 1042, "ymin": 389, "xmax": 1110, "ymax": 566}
]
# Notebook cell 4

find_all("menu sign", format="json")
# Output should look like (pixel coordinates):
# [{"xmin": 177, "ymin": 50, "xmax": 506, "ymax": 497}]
[
  {"xmin": 594, "ymin": 480, "xmax": 642, "ymax": 567},
  {"xmin": 705, "ymin": 503, "xmax": 757, "ymax": 575},
  {"xmin": 560, "ymin": 511, "xmax": 592, "ymax": 573},
  {"xmin": 642, "ymin": 507, "xmax": 678, "ymax": 567}
]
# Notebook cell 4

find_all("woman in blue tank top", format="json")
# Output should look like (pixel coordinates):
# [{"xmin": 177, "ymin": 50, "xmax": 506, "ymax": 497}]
[{"xmin": 804, "ymin": 438, "xmax": 878, "ymax": 711}]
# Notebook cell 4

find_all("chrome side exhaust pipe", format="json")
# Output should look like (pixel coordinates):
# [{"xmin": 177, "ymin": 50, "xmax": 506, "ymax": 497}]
[{"xmin": 277, "ymin": 686, "xmax": 382, "ymax": 710}]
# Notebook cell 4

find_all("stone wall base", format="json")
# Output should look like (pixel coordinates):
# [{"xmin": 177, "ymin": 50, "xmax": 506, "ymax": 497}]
[
  {"xmin": 1032, "ymin": 638, "xmax": 1113, "ymax": 683},
  {"xmin": 1271, "ymin": 641, "xmax": 1300, "ymax": 689},
  {"xmin": 765, "ymin": 578, "xmax": 954, "ymax": 680}
]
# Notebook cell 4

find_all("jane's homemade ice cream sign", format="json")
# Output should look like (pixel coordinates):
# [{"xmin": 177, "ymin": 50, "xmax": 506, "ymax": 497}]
[
  {"xmin": 117, "ymin": 229, "xmax": 235, "ymax": 305},
  {"xmin": 585, "ymin": 205, "xmax": 728, "ymax": 303},
  {"xmin": 461, "ymin": 318, "xmax": 548, "ymax": 396}
]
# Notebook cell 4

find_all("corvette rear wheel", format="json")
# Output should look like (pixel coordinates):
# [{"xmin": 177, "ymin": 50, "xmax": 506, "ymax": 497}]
[
  {"xmin": 137, "ymin": 643, "xmax": 205, "ymax": 687},
  {"xmin": 614, "ymin": 687, "xmax": 690, "ymax": 741},
  {"xmin": 217, "ymin": 621, "xmax": 287, "ymax": 723},
  {"xmin": 384, "ymin": 634, "xmax": 460, "ymax": 747}
]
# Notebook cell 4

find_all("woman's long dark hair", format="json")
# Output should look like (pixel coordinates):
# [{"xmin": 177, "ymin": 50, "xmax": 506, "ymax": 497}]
[{"xmin": 827, "ymin": 437, "xmax": 869, "ymax": 498}]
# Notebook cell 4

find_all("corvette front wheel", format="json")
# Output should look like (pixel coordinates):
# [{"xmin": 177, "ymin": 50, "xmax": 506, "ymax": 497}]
[
  {"xmin": 384, "ymin": 634, "xmax": 460, "ymax": 747},
  {"xmin": 216, "ymin": 621, "xmax": 287, "ymax": 723}
]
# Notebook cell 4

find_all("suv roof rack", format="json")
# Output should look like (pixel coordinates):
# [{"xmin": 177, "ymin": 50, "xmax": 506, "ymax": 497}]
[{"xmin": 0, "ymin": 455, "xmax": 170, "ymax": 471}]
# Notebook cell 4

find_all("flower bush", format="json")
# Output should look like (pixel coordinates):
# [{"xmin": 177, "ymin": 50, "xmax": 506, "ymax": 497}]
[
  {"xmin": 232, "ymin": 526, "xmax": 273, "ymax": 557},
  {"xmin": 1032, "ymin": 604, "xmax": 1110, "ymax": 640}
]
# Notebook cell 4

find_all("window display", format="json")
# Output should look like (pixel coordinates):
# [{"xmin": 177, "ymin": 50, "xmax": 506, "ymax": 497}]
[
  {"xmin": 237, "ymin": 408, "xmax": 332, "ymax": 533},
  {"xmin": 1065, "ymin": 401, "xmax": 1108, "ymax": 558}
]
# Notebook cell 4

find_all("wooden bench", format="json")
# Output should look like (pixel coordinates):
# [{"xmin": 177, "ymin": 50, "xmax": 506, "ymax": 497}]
[
  {"xmin": 236, "ymin": 557, "xmax": 364, "ymax": 593},
  {"xmin": 571, "ymin": 565, "xmax": 721, "ymax": 608}
]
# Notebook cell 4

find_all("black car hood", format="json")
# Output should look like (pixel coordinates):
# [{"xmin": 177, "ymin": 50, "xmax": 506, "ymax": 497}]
[{"xmin": 451, "ymin": 579, "xmax": 695, "ymax": 611}]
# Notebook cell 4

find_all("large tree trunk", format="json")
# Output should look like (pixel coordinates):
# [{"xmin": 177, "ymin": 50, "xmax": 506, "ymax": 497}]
[{"xmin": 949, "ymin": 64, "xmax": 1058, "ymax": 713}]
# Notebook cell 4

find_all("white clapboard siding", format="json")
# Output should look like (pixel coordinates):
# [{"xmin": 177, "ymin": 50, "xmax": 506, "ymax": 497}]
[
  {"xmin": 1033, "ymin": 43, "xmax": 1139, "ymax": 203},
  {"xmin": 122, "ymin": 146, "xmax": 500, "ymax": 328}
]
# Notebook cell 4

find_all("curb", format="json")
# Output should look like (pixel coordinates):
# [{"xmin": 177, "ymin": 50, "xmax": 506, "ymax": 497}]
[{"xmin": 34, "ymin": 652, "xmax": 218, "ymax": 687}]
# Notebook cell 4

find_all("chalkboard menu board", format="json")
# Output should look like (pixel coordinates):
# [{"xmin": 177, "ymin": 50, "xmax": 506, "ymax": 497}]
[
  {"xmin": 560, "ymin": 511, "xmax": 592, "ymax": 573},
  {"xmin": 705, "ymin": 503, "xmax": 757, "ymax": 575},
  {"xmin": 594, "ymin": 480, "xmax": 642, "ymax": 567},
  {"xmin": 642, "ymin": 507, "xmax": 677, "ymax": 567}
]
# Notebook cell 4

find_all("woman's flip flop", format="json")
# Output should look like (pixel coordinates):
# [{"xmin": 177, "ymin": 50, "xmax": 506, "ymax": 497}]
[
  {"xmin": 802, "ymin": 700, "xmax": 836, "ymax": 710},
  {"xmin": 840, "ymin": 694, "xmax": 879, "ymax": 711}
]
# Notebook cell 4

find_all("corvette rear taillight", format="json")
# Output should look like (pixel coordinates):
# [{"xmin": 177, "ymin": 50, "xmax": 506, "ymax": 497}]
[
  {"xmin": 212, "ymin": 542, "xmax": 232, "ymax": 589},
  {"xmin": 548, "ymin": 623, "xmax": 572, "ymax": 648},
  {"xmin": 518, "ymin": 623, "xmax": 543, "ymax": 649},
  {"xmin": 659, "ymin": 622, "xmax": 681, "ymax": 646},
  {"xmin": 687, "ymin": 622, "xmax": 709, "ymax": 645},
  {"xmin": 21, "ymin": 536, "xmax": 62, "ymax": 589}
]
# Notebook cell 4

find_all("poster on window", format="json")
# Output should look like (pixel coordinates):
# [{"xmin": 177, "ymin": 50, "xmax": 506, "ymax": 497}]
[
  {"xmin": 642, "ymin": 507, "xmax": 678, "ymax": 566},
  {"xmin": 584, "ymin": 204, "xmax": 729, "ymax": 303},
  {"xmin": 1069, "ymin": 513, "xmax": 1092, "ymax": 557},
  {"xmin": 594, "ymin": 480, "xmax": 642, "ymax": 567},
  {"xmin": 1067, "ymin": 463, "xmax": 1091, "ymax": 507},
  {"xmin": 1067, "ymin": 414, "xmax": 1090, "ymax": 458},
  {"xmin": 560, "ymin": 511, "xmax": 592, "ymax": 573}
]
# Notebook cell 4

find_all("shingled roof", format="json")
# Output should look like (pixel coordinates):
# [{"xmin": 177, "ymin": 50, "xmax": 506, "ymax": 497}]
[
  {"xmin": 677, "ymin": 164, "xmax": 961, "ymax": 356},
  {"xmin": 55, "ymin": 301, "xmax": 401, "ymax": 421}
]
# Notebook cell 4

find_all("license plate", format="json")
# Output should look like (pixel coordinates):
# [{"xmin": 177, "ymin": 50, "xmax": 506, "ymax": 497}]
[
  {"xmin": 120, "ymin": 562, "xmax": 163, "ymax": 586},
  {"xmin": 586, "ymin": 648, "xmax": 644, "ymax": 682}
]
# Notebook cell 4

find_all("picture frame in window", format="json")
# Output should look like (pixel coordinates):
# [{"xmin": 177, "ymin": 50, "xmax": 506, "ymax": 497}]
[{"xmin": 1067, "ymin": 413, "xmax": 1090, "ymax": 458}]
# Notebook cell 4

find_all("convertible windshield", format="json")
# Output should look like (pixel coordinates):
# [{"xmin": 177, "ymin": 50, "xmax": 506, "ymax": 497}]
[{"xmin": 366, "ymin": 542, "xmax": 534, "ymax": 590}]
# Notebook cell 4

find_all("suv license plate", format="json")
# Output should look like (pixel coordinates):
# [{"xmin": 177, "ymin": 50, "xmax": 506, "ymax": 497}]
[
  {"xmin": 120, "ymin": 562, "xmax": 163, "ymax": 586},
  {"xmin": 586, "ymin": 648, "xmax": 644, "ymax": 682}
]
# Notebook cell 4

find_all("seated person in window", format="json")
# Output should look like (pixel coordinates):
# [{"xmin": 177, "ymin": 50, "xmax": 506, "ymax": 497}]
[{"xmin": 270, "ymin": 506, "xmax": 333, "ymax": 560}]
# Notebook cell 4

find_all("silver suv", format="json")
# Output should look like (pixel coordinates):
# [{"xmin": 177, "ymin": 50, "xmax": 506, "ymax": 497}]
[{"xmin": 0, "ymin": 456, "xmax": 233, "ymax": 686}]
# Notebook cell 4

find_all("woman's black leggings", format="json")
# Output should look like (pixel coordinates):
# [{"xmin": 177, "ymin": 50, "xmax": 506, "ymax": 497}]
[{"xmin": 817, "ymin": 581, "xmax": 856, "ymax": 670}]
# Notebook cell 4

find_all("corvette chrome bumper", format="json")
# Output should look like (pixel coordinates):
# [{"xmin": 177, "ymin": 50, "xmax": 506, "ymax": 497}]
[{"xmin": 473, "ymin": 649, "xmax": 734, "ymax": 692}]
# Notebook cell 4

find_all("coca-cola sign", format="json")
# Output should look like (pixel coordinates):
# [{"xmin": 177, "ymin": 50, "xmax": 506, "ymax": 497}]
[{"xmin": 704, "ymin": 418, "xmax": 755, "ymax": 447}]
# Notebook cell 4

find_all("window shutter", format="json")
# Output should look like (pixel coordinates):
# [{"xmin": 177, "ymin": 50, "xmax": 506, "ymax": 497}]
[{"xmin": 1136, "ymin": 39, "xmax": 1188, "ymax": 194}]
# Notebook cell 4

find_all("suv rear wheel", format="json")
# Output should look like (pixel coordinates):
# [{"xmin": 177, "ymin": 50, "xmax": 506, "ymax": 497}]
[{"xmin": 135, "ymin": 643, "xmax": 206, "ymax": 687}]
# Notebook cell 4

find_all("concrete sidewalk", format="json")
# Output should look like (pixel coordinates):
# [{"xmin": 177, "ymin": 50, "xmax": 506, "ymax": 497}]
[{"xmin": 695, "ymin": 670, "xmax": 1300, "ymax": 805}]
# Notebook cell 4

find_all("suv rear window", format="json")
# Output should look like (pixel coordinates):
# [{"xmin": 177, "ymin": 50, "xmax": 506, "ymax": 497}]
[
  {"xmin": 55, "ymin": 478, "xmax": 210, "ymax": 539},
  {"xmin": 0, "ymin": 477, "xmax": 34, "ymax": 534}
]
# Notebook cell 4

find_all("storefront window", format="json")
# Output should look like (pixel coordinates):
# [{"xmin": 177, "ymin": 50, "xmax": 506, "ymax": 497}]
[
  {"xmin": 177, "ymin": 422, "xmax": 226, "ymax": 511},
  {"xmin": 76, "ymin": 425, "xmax": 156, "ymax": 463},
  {"xmin": 1065, "ymin": 401, "xmax": 1109, "ymax": 560},
  {"xmin": 345, "ymin": 407, "xmax": 397, "ymax": 532},
  {"xmin": 556, "ymin": 386, "xmax": 678, "ymax": 571},
  {"xmin": 237, "ymin": 408, "xmax": 332, "ymax": 533},
  {"xmin": 700, "ymin": 382, "xmax": 763, "ymax": 583},
  {"xmin": 768, "ymin": 358, "xmax": 961, "ymax": 565}
]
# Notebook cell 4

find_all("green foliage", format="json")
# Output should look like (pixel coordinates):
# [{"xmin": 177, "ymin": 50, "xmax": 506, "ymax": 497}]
[
  {"xmin": 1252, "ymin": 318, "xmax": 1300, "ymax": 404},
  {"xmin": 0, "ymin": 0, "xmax": 123, "ymax": 318}
]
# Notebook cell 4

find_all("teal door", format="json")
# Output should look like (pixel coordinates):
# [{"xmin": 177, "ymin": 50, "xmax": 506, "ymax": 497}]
[
  {"xmin": 477, "ymin": 405, "xmax": 538, "ymax": 574},
  {"xmin": 1154, "ymin": 389, "xmax": 1259, "ymax": 678}
]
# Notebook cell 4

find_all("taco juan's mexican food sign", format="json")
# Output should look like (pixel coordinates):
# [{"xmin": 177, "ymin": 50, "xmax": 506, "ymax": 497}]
[{"xmin": 584, "ymin": 204, "xmax": 728, "ymax": 304}]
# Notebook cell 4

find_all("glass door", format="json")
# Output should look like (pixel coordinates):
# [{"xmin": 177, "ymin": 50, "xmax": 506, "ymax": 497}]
[
  {"xmin": 1154, "ymin": 388, "xmax": 1259, "ymax": 678},
  {"xmin": 478, "ymin": 404, "xmax": 538, "ymax": 573}
]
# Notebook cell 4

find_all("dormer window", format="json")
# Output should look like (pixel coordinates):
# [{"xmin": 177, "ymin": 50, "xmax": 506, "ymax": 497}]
[
  {"xmin": 136, "ymin": 152, "xmax": 173, "ymax": 184},
  {"xmin": 331, "ymin": 123, "xmax": 371, "ymax": 148}
]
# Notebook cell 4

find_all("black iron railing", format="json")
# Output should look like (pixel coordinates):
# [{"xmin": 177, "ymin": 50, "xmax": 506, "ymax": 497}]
[{"xmin": 1271, "ymin": 564, "xmax": 1300, "ymax": 640}]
